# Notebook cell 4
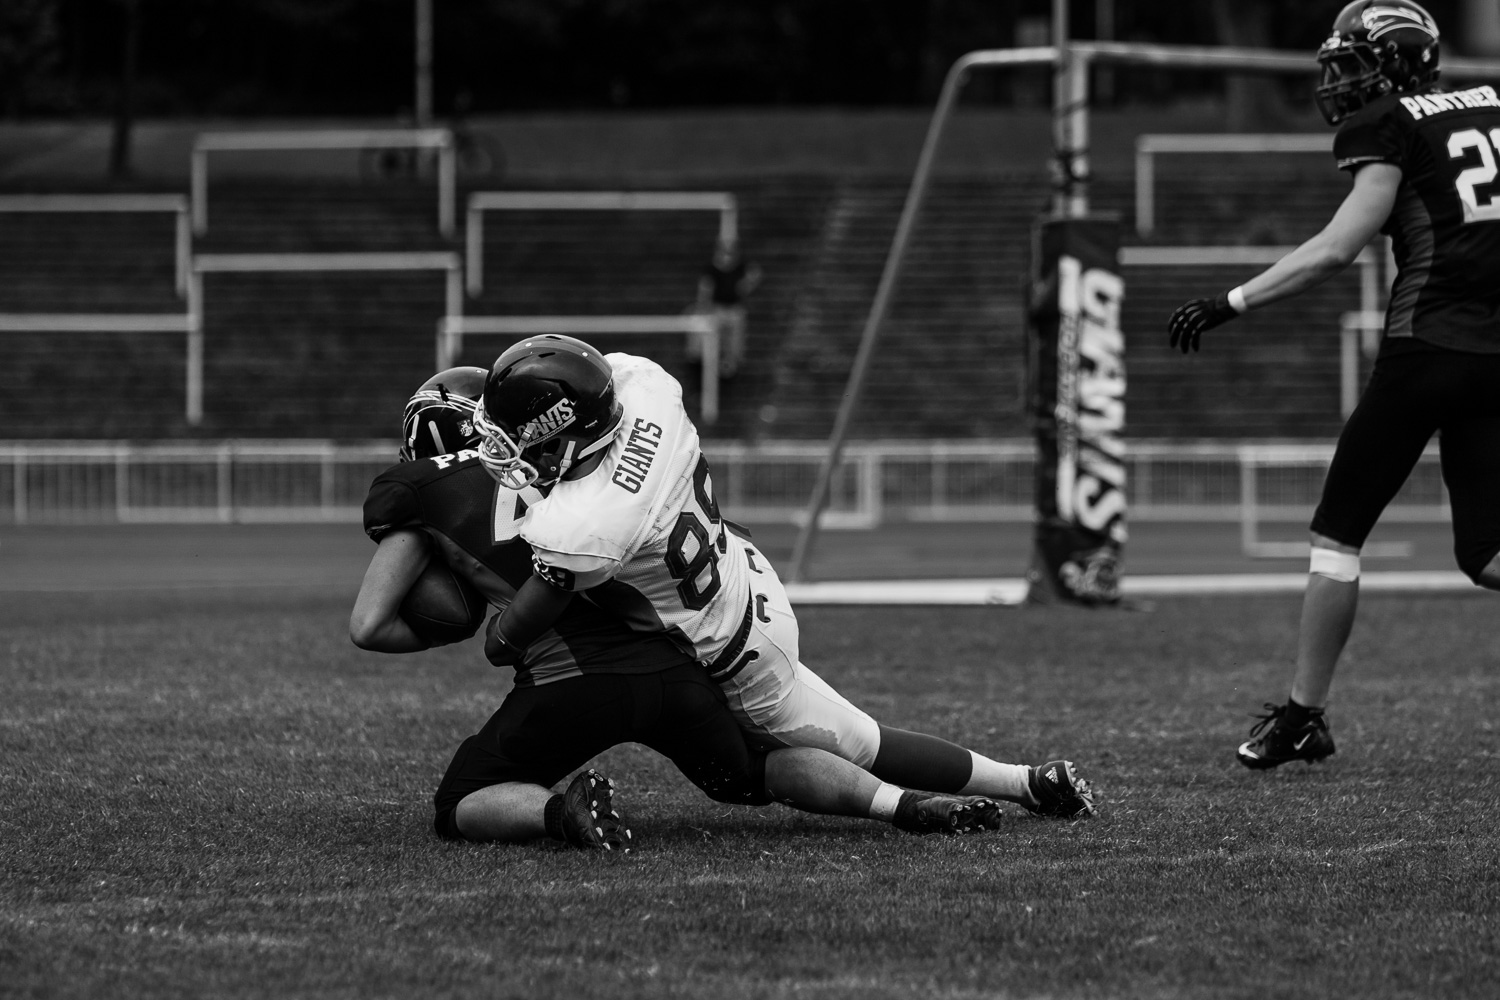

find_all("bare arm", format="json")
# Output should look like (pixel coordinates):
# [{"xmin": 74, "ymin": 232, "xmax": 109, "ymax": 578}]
[
  {"xmin": 349, "ymin": 529, "xmax": 433, "ymax": 652},
  {"xmin": 1239, "ymin": 162, "xmax": 1400, "ymax": 308},
  {"xmin": 1167, "ymin": 162, "xmax": 1401, "ymax": 352}
]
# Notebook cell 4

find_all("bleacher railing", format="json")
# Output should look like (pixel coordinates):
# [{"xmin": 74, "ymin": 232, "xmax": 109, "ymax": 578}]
[
  {"xmin": 457, "ymin": 189, "xmax": 737, "ymax": 422},
  {"xmin": 1133, "ymin": 134, "xmax": 1333, "ymax": 238},
  {"xmin": 191, "ymin": 129, "xmax": 456, "ymax": 237},
  {"xmin": 0, "ymin": 441, "xmax": 1451, "ymax": 558},
  {"xmin": 464, "ymin": 191, "xmax": 737, "ymax": 296},
  {"xmin": 0, "ymin": 194, "xmax": 201, "ymax": 417}
]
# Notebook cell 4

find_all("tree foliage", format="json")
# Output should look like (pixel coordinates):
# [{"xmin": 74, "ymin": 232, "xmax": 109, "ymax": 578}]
[{"xmin": 0, "ymin": 0, "xmax": 1474, "ymax": 118}]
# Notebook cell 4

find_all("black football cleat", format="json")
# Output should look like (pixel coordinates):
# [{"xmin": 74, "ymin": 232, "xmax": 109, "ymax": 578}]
[
  {"xmin": 1236, "ymin": 703, "xmax": 1336, "ymax": 770},
  {"xmin": 561, "ymin": 769, "xmax": 632, "ymax": 851},
  {"xmin": 892, "ymin": 791, "xmax": 1002, "ymax": 835},
  {"xmin": 1025, "ymin": 760, "xmax": 1096, "ymax": 819}
]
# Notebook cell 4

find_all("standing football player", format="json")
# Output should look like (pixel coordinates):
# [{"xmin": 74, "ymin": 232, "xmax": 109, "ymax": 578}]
[
  {"xmin": 350, "ymin": 367, "xmax": 1005, "ymax": 848},
  {"xmin": 1168, "ymin": 1, "xmax": 1500, "ymax": 768},
  {"xmin": 472, "ymin": 336, "xmax": 1095, "ymax": 819}
]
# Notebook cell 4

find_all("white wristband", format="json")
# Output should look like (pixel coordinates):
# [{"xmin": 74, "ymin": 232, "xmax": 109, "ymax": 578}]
[{"xmin": 1227, "ymin": 286, "xmax": 1249, "ymax": 314}]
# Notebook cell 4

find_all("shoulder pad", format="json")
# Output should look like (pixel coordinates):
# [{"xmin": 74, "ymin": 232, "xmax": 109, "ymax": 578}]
[
  {"xmin": 363, "ymin": 463, "xmax": 421, "ymax": 541},
  {"xmin": 362, "ymin": 450, "xmax": 484, "ymax": 540}
]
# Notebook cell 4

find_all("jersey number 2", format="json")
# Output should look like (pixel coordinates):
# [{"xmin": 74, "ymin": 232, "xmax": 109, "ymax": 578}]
[
  {"xmin": 1448, "ymin": 127, "xmax": 1500, "ymax": 223},
  {"xmin": 665, "ymin": 455, "xmax": 725, "ymax": 611}
]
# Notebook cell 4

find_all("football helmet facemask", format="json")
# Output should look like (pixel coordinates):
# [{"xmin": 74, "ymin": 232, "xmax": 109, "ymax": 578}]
[
  {"xmin": 399, "ymin": 366, "xmax": 488, "ymax": 462},
  {"xmin": 1315, "ymin": 0, "xmax": 1440, "ymax": 125},
  {"xmin": 474, "ymin": 336, "xmax": 623, "ymax": 490}
]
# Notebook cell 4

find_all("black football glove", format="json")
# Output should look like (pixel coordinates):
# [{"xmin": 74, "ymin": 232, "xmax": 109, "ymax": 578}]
[
  {"xmin": 484, "ymin": 613, "xmax": 524, "ymax": 668},
  {"xmin": 1167, "ymin": 294, "xmax": 1239, "ymax": 353}
]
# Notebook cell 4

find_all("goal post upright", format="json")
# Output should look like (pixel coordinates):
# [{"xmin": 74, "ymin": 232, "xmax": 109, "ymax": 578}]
[
  {"xmin": 786, "ymin": 20, "xmax": 1500, "ymax": 584},
  {"xmin": 785, "ymin": 44, "xmax": 1059, "ymax": 582}
]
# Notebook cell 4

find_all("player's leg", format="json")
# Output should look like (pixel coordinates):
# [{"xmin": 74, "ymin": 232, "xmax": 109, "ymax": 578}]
[
  {"xmin": 811, "ymin": 673, "xmax": 1092, "ymax": 818},
  {"xmin": 644, "ymin": 664, "xmax": 999, "ymax": 834},
  {"xmin": 726, "ymin": 536, "xmax": 1091, "ymax": 814},
  {"xmin": 728, "ymin": 553, "xmax": 1078, "ymax": 813},
  {"xmin": 1290, "ymin": 535, "xmax": 1361, "ymax": 710},
  {"xmin": 764, "ymin": 745, "xmax": 1001, "ymax": 835},
  {"xmin": 1438, "ymin": 408, "xmax": 1500, "ymax": 589},
  {"xmin": 713, "ymin": 535, "xmax": 881, "ymax": 763},
  {"xmin": 735, "ymin": 650, "xmax": 1095, "ymax": 817},
  {"xmin": 435, "ymin": 675, "xmax": 635, "ymax": 847},
  {"xmin": 1240, "ymin": 352, "xmax": 1438, "ymax": 768}
]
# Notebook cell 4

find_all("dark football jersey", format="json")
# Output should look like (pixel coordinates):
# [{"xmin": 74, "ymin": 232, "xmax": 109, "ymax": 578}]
[
  {"xmin": 363, "ymin": 447, "xmax": 693, "ymax": 686},
  {"xmin": 1334, "ymin": 85, "xmax": 1500, "ymax": 353}
]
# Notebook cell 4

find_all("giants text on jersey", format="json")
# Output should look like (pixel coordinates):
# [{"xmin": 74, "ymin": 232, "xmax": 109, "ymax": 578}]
[{"xmin": 519, "ymin": 354, "xmax": 755, "ymax": 666}]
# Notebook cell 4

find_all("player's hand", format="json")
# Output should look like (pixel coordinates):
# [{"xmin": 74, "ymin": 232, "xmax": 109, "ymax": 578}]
[
  {"xmin": 484, "ymin": 613, "xmax": 523, "ymax": 668},
  {"xmin": 1168, "ymin": 294, "xmax": 1239, "ymax": 353}
]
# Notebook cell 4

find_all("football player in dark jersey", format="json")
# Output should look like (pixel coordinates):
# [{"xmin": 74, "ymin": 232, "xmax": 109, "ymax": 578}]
[
  {"xmin": 1168, "ymin": 0, "xmax": 1500, "ymax": 769},
  {"xmin": 349, "ymin": 367, "xmax": 1004, "ymax": 847}
]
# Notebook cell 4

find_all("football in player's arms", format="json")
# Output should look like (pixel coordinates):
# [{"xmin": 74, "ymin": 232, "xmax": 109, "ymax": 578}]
[{"xmin": 399, "ymin": 560, "xmax": 486, "ymax": 645}]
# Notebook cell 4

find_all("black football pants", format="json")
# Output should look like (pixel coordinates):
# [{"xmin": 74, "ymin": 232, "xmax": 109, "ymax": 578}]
[
  {"xmin": 1312, "ymin": 347, "xmax": 1500, "ymax": 581},
  {"xmin": 433, "ymin": 662, "xmax": 771, "ymax": 840}
]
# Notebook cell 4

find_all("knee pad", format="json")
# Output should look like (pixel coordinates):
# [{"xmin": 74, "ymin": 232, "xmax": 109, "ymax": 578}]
[{"xmin": 1310, "ymin": 546, "xmax": 1360, "ymax": 583}]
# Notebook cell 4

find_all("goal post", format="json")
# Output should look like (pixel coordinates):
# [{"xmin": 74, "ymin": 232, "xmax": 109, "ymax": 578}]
[{"xmin": 786, "ymin": 20, "xmax": 1500, "ymax": 585}]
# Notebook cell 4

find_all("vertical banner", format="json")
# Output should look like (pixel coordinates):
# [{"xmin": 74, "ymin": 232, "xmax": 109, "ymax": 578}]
[{"xmin": 1025, "ymin": 216, "xmax": 1126, "ymax": 606}]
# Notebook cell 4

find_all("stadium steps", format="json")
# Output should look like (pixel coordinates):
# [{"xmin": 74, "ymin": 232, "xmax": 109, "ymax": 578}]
[
  {"xmin": 0, "ymin": 167, "xmax": 1365, "ymax": 441},
  {"xmin": 0, "ymin": 211, "xmax": 186, "ymax": 439}
]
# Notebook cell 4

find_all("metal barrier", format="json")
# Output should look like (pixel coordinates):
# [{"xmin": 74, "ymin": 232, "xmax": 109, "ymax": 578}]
[
  {"xmin": 1237, "ymin": 442, "xmax": 1445, "ymax": 558},
  {"xmin": 0, "ymin": 194, "xmax": 200, "ymax": 421},
  {"xmin": 0, "ymin": 441, "xmax": 394, "ymax": 525},
  {"xmin": 464, "ymin": 190, "xmax": 737, "ymax": 296},
  {"xmin": 1134, "ymin": 134, "xmax": 1332, "ymax": 238},
  {"xmin": 193, "ymin": 251, "xmax": 464, "ymax": 372},
  {"xmin": 191, "ymin": 129, "xmax": 456, "ymax": 237},
  {"xmin": 0, "ymin": 194, "xmax": 191, "ymax": 295},
  {"xmin": 0, "ymin": 440, "xmax": 1452, "ymax": 545}
]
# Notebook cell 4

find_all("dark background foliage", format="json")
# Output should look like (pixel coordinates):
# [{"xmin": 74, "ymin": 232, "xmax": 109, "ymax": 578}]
[{"xmin": 0, "ymin": 0, "xmax": 1471, "ymax": 118}]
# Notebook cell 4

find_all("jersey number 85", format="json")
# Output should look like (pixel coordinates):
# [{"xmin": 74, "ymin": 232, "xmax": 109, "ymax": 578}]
[{"xmin": 665, "ymin": 455, "xmax": 726, "ymax": 611}]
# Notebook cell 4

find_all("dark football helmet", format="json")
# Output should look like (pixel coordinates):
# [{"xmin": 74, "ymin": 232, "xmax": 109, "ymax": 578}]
[
  {"xmin": 398, "ymin": 366, "xmax": 488, "ymax": 462},
  {"xmin": 474, "ymin": 335, "xmax": 623, "ymax": 489},
  {"xmin": 1316, "ymin": 0, "xmax": 1440, "ymax": 125}
]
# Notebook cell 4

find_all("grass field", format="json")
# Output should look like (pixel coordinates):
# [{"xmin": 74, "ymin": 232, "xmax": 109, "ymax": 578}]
[{"xmin": 2, "ymin": 526, "xmax": 1498, "ymax": 999}]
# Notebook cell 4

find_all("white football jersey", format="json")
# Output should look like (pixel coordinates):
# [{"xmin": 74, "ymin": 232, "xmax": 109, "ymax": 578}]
[{"xmin": 520, "ymin": 354, "xmax": 752, "ymax": 662}]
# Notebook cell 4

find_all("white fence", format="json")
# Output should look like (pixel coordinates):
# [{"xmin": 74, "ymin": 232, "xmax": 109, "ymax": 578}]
[
  {"xmin": 0, "ymin": 441, "xmax": 1450, "ymax": 554},
  {"xmin": 0, "ymin": 442, "xmax": 394, "ymax": 524}
]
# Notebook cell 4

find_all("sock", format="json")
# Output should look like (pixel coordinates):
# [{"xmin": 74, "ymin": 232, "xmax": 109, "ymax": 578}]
[
  {"xmin": 1284, "ymin": 698, "xmax": 1322, "ymax": 727},
  {"xmin": 867, "ymin": 782, "xmax": 905, "ymax": 822},
  {"xmin": 960, "ymin": 753, "xmax": 1032, "ymax": 804},
  {"xmin": 543, "ymin": 794, "xmax": 567, "ymax": 841},
  {"xmin": 869, "ymin": 726, "xmax": 973, "ymax": 792}
]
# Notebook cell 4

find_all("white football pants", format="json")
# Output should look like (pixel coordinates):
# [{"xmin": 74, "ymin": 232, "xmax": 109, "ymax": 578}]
[{"xmin": 714, "ymin": 534, "xmax": 882, "ymax": 768}]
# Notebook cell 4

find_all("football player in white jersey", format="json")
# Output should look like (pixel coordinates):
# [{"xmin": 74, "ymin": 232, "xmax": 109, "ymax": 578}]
[{"xmin": 472, "ymin": 336, "xmax": 1095, "ymax": 819}]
